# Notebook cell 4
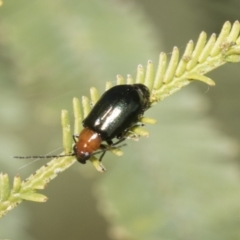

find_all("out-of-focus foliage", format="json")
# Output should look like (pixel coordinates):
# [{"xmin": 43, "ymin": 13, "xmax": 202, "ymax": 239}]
[
  {"xmin": 1, "ymin": 1, "xmax": 240, "ymax": 240},
  {"xmin": 2, "ymin": 20, "xmax": 240, "ymax": 220},
  {"xmin": 0, "ymin": 0, "xmax": 156, "ymax": 239}
]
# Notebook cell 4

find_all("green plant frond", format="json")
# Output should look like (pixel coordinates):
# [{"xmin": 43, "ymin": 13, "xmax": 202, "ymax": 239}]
[
  {"xmin": 151, "ymin": 21, "xmax": 240, "ymax": 102},
  {"xmin": 12, "ymin": 175, "xmax": 21, "ymax": 193},
  {"xmin": 1, "ymin": 21, "xmax": 240, "ymax": 218},
  {"xmin": 127, "ymin": 74, "xmax": 134, "ymax": 85},
  {"xmin": 0, "ymin": 173, "xmax": 10, "ymax": 202},
  {"xmin": 19, "ymin": 192, "xmax": 48, "ymax": 202},
  {"xmin": 73, "ymin": 98, "xmax": 83, "ymax": 135},
  {"xmin": 0, "ymin": 111, "xmax": 76, "ymax": 217},
  {"xmin": 135, "ymin": 64, "xmax": 145, "ymax": 84},
  {"xmin": 61, "ymin": 110, "xmax": 73, "ymax": 153}
]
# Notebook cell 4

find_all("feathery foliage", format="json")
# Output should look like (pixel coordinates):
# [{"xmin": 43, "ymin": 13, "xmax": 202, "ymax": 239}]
[{"xmin": 1, "ymin": 21, "xmax": 240, "ymax": 217}]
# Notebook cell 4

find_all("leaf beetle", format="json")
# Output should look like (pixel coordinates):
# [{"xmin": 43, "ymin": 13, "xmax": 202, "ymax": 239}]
[{"xmin": 74, "ymin": 83, "xmax": 150, "ymax": 163}]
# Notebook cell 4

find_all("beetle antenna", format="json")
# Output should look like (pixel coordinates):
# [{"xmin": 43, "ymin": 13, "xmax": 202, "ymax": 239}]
[
  {"xmin": 14, "ymin": 147, "xmax": 73, "ymax": 170},
  {"xmin": 13, "ymin": 153, "xmax": 74, "ymax": 159},
  {"xmin": 14, "ymin": 143, "xmax": 127, "ymax": 164}
]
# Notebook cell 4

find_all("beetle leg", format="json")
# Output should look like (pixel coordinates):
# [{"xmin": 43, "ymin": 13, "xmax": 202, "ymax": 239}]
[
  {"xmin": 126, "ymin": 131, "xmax": 139, "ymax": 140},
  {"xmin": 99, "ymin": 151, "xmax": 107, "ymax": 162},
  {"xmin": 72, "ymin": 135, "xmax": 79, "ymax": 143},
  {"xmin": 100, "ymin": 143, "xmax": 107, "ymax": 149},
  {"xmin": 112, "ymin": 137, "xmax": 126, "ymax": 146},
  {"xmin": 133, "ymin": 122, "xmax": 145, "ymax": 127},
  {"xmin": 106, "ymin": 140, "xmax": 113, "ymax": 145}
]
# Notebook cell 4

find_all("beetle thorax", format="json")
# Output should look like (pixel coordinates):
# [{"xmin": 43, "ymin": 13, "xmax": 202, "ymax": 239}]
[{"xmin": 75, "ymin": 128, "xmax": 102, "ymax": 162}]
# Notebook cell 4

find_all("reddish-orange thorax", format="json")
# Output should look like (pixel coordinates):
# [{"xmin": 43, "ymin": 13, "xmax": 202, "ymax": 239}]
[{"xmin": 75, "ymin": 128, "xmax": 102, "ymax": 161}]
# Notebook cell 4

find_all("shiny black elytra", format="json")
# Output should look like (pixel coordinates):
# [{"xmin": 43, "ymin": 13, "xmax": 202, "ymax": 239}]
[
  {"xmin": 74, "ymin": 83, "xmax": 150, "ymax": 163},
  {"xmin": 14, "ymin": 84, "xmax": 150, "ymax": 164}
]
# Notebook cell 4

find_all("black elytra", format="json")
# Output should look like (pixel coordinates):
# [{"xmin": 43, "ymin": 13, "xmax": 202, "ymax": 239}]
[{"xmin": 74, "ymin": 83, "xmax": 150, "ymax": 164}]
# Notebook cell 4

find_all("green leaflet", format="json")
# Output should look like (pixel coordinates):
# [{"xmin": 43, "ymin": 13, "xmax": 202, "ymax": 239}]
[{"xmin": 0, "ymin": 173, "xmax": 10, "ymax": 202}]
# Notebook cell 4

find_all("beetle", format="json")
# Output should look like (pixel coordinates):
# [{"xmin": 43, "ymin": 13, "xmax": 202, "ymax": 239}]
[
  {"xmin": 14, "ymin": 84, "xmax": 150, "ymax": 164},
  {"xmin": 74, "ymin": 83, "xmax": 150, "ymax": 163}
]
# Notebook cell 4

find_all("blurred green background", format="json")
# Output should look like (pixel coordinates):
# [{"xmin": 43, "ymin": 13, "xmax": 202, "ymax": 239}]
[{"xmin": 1, "ymin": 0, "xmax": 240, "ymax": 239}]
